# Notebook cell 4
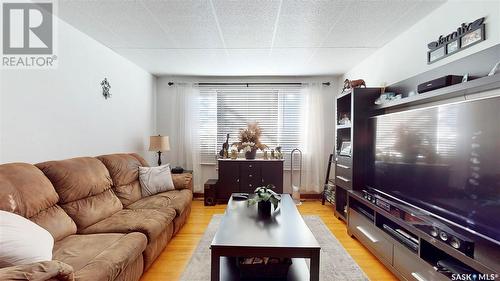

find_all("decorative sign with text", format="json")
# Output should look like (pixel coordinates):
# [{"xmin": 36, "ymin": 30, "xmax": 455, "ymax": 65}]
[{"xmin": 427, "ymin": 17, "xmax": 485, "ymax": 64}]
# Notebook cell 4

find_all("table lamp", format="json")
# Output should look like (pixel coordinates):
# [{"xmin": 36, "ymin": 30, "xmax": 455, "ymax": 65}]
[{"xmin": 149, "ymin": 135, "xmax": 170, "ymax": 166}]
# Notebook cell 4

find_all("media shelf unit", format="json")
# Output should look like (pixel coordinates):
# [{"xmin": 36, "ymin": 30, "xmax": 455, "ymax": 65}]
[
  {"xmin": 334, "ymin": 87, "xmax": 381, "ymax": 221},
  {"xmin": 342, "ymin": 46, "xmax": 500, "ymax": 280},
  {"xmin": 347, "ymin": 191, "xmax": 499, "ymax": 281}
]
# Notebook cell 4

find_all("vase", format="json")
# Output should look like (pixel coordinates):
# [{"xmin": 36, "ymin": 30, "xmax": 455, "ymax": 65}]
[
  {"xmin": 245, "ymin": 149, "xmax": 257, "ymax": 160},
  {"xmin": 258, "ymin": 201, "xmax": 272, "ymax": 217}
]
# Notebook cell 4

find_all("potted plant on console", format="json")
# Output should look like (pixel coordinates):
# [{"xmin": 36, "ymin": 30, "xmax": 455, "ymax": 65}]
[
  {"xmin": 248, "ymin": 185, "xmax": 281, "ymax": 217},
  {"xmin": 233, "ymin": 122, "xmax": 267, "ymax": 159}
]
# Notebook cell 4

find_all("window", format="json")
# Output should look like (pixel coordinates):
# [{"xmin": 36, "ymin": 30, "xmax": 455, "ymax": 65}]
[{"xmin": 199, "ymin": 84, "xmax": 305, "ymax": 166}]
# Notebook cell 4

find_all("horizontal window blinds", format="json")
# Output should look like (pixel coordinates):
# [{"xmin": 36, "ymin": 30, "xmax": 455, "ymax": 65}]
[{"xmin": 199, "ymin": 84, "xmax": 305, "ymax": 166}]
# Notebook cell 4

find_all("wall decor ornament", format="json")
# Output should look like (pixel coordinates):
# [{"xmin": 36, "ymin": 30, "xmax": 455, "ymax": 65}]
[
  {"xmin": 101, "ymin": 78, "xmax": 111, "ymax": 99},
  {"xmin": 427, "ymin": 17, "xmax": 485, "ymax": 64}
]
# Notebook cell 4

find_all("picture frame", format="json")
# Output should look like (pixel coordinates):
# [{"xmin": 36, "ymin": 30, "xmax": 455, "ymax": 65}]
[
  {"xmin": 427, "ymin": 18, "xmax": 485, "ymax": 64},
  {"xmin": 447, "ymin": 40, "xmax": 459, "ymax": 54},
  {"xmin": 428, "ymin": 46, "xmax": 445, "ymax": 63},
  {"xmin": 339, "ymin": 141, "xmax": 352, "ymax": 157},
  {"xmin": 461, "ymin": 27, "xmax": 484, "ymax": 48}
]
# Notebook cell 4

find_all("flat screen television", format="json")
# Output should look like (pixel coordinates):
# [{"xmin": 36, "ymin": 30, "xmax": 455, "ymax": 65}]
[{"xmin": 367, "ymin": 96, "xmax": 500, "ymax": 244}]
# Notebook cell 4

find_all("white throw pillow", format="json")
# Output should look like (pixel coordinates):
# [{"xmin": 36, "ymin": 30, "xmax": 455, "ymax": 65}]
[
  {"xmin": 0, "ymin": 210, "xmax": 54, "ymax": 268},
  {"xmin": 139, "ymin": 164, "xmax": 175, "ymax": 197}
]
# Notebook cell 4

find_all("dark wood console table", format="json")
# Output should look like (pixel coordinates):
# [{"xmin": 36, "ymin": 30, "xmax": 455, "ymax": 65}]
[{"xmin": 214, "ymin": 159, "xmax": 284, "ymax": 204}]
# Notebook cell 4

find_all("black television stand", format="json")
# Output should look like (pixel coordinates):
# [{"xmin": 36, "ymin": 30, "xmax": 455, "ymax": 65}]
[{"xmin": 346, "ymin": 190, "xmax": 500, "ymax": 280}]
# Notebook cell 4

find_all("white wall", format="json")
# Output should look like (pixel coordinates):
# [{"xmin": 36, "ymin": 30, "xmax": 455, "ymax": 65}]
[
  {"xmin": 0, "ymin": 18, "xmax": 156, "ymax": 164},
  {"xmin": 156, "ymin": 76, "xmax": 338, "ymax": 193},
  {"xmin": 345, "ymin": 1, "xmax": 500, "ymax": 86}
]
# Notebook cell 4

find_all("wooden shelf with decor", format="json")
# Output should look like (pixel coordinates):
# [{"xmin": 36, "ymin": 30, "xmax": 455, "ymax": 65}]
[{"xmin": 333, "ymin": 87, "xmax": 381, "ymax": 222}]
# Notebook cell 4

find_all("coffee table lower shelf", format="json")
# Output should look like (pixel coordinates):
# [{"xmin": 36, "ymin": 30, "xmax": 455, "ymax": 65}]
[{"xmin": 219, "ymin": 257, "xmax": 310, "ymax": 281}]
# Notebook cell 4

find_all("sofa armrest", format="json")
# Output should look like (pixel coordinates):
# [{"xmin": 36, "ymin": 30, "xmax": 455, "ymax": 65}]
[
  {"xmin": 0, "ymin": 260, "xmax": 74, "ymax": 281},
  {"xmin": 172, "ymin": 173, "xmax": 193, "ymax": 191}
]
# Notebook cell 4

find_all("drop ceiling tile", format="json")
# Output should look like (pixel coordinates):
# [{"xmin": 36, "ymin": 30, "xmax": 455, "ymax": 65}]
[
  {"xmin": 141, "ymin": 0, "xmax": 224, "ymax": 48},
  {"xmin": 60, "ymin": 0, "xmax": 176, "ymax": 48},
  {"xmin": 58, "ymin": 1, "xmax": 129, "ymax": 47},
  {"xmin": 269, "ymin": 48, "xmax": 316, "ymax": 71},
  {"xmin": 175, "ymin": 49, "xmax": 230, "ymax": 75},
  {"xmin": 371, "ymin": 0, "xmax": 445, "ymax": 47},
  {"xmin": 212, "ymin": 0, "xmax": 281, "ymax": 48},
  {"xmin": 272, "ymin": 0, "xmax": 349, "ymax": 48},
  {"xmin": 57, "ymin": 0, "xmax": 446, "ymax": 76},
  {"xmin": 324, "ymin": 0, "xmax": 445, "ymax": 48}
]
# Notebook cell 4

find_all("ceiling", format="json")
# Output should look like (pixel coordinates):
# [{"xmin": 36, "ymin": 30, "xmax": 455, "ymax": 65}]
[{"xmin": 58, "ymin": 0, "xmax": 445, "ymax": 76}]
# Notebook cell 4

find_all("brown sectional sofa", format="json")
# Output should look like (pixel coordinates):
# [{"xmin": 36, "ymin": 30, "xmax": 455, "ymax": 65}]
[{"xmin": 0, "ymin": 153, "xmax": 193, "ymax": 281}]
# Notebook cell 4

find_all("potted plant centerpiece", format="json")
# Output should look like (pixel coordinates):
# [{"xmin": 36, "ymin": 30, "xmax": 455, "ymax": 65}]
[
  {"xmin": 233, "ymin": 122, "xmax": 267, "ymax": 159},
  {"xmin": 248, "ymin": 185, "xmax": 281, "ymax": 216}
]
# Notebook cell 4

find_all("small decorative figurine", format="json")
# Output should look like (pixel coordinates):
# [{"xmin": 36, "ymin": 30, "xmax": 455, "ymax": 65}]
[
  {"xmin": 219, "ymin": 134, "xmax": 230, "ymax": 158},
  {"xmin": 271, "ymin": 149, "xmax": 275, "ymax": 159},
  {"xmin": 339, "ymin": 113, "xmax": 351, "ymax": 126},
  {"xmin": 275, "ymin": 146, "xmax": 283, "ymax": 159},
  {"xmin": 263, "ymin": 150, "xmax": 268, "ymax": 160},
  {"xmin": 342, "ymin": 79, "xmax": 366, "ymax": 93},
  {"xmin": 230, "ymin": 148, "xmax": 238, "ymax": 160}
]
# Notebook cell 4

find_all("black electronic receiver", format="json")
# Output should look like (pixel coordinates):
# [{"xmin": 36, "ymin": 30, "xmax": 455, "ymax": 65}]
[
  {"xmin": 417, "ymin": 75, "xmax": 463, "ymax": 93},
  {"xmin": 382, "ymin": 224, "xmax": 419, "ymax": 252}
]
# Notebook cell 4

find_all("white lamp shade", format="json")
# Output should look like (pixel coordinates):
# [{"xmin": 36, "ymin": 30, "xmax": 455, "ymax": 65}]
[{"xmin": 149, "ymin": 136, "xmax": 170, "ymax": 152}]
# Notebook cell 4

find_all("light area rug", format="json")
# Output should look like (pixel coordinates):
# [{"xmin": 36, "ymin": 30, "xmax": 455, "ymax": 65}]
[{"xmin": 180, "ymin": 215, "xmax": 368, "ymax": 281}]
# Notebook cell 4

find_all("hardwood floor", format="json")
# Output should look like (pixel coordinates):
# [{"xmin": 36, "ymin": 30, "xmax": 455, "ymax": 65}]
[{"xmin": 140, "ymin": 199, "xmax": 398, "ymax": 281}]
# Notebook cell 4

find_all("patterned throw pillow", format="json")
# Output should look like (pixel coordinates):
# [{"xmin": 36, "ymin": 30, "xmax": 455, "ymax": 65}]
[{"xmin": 138, "ymin": 164, "xmax": 175, "ymax": 197}]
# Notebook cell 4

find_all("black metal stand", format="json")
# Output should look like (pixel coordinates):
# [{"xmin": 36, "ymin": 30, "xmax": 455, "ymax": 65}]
[{"xmin": 322, "ymin": 154, "xmax": 335, "ymax": 205}]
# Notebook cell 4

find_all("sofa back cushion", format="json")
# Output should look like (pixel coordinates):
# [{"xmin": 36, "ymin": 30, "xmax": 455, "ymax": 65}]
[
  {"xmin": 36, "ymin": 157, "xmax": 122, "ymax": 230},
  {"xmin": 96, "ymin": 153, "xmax": 149, "ymax": 206},
  {"xmin": 0, "ymin": 163, "xmax": 76, "ymax": 241}
]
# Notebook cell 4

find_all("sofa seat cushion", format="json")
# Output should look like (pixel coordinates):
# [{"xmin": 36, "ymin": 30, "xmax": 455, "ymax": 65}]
[
  {"xmin": 53, "ymin": 233, "xmax": 146, "ymax": 281},
  {"xmin": 78, "ymin": 208, "xmax": 176, "ymax": 242},
  {"xmin": 156, "ymin": 189, "xmax": 193, "ymax": 216},
  {"xmin": 127, "ymin": 189, "xmax": 192, "ymax": 216}
]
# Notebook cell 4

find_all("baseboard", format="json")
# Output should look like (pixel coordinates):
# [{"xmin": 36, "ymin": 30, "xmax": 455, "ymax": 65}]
[
  {"xmin": 193, "ymin": 192, "xmax": 322, "ymax": 200},
  {"xmin": 300, "ymin": 193, "xmax": 323, "ymax": 200},
  {"xmin": 193, "ymin": 192, "xmax": 204, "ymax": 199}
]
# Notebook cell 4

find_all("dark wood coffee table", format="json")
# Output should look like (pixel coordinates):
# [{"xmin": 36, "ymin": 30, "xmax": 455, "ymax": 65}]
[{"xmin": 210, "ymin": 194, "xmax": 321, "ymax": 281}]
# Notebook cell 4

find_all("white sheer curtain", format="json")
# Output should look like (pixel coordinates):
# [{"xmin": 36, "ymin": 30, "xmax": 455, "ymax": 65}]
[
  {"xmin": 170, "ymin": 83, "xmax": 202, "ymax": 192},
  {"xmin": 301, "ymin": 82, "xmax": 330, "ymax": 193}
]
